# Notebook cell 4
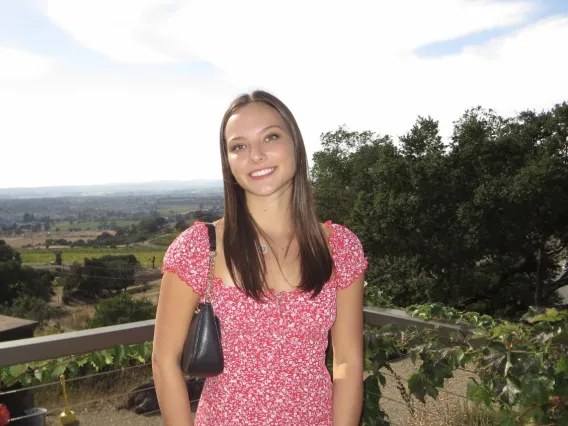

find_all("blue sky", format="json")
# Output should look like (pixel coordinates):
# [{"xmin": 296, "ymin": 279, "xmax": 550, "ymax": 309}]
[
  {"xmin": 417, "ymin": 0, "xmax": 568, "ymax": 56},
  {"xmin": 3, "ymin": 0, "xmax": 567, "ymax": 74},
  {"xmin": 0, "ymin": 0, "xmax": 217, "ymax": 78},
  {"xmin": 0, "ymin": 0, "xmax": 567, "ymax": 188}
]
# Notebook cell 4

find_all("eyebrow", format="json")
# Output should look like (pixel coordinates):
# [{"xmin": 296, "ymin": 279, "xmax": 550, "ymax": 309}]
[{"xmin": 227, "ymin": 125, "xmax": 285, "ymax": 143}]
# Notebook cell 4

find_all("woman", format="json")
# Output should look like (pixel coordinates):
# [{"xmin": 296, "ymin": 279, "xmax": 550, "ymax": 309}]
[{"xmin": 152, "ymin": 90, "xmax": 367, "ymax": 425}]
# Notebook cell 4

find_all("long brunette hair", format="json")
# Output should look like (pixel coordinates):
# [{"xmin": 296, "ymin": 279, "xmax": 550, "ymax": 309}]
[{"xmin": 219, "ymin": 90, "xmax": 333, "ymax": 301}]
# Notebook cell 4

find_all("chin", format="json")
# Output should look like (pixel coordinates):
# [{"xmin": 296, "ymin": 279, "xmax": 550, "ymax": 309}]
[
  {"xmin": 244, "ymin": 180, "xmax": 294, "ymax": 199},
  {"xmin": 244, "ymin": 186, "xmax": 281, "ymax": 198}
]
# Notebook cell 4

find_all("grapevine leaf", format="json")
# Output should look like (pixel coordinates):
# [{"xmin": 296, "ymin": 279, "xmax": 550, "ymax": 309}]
[
  {"xmin": 76, "ymin": 356, "xmax": 89, "ymax": 368},
  {"xmin": 519, "ymin": 375, "xmax": 554, "ymax": 406},
  {"xmin": 117, "ymin": 345, "xmax": 127, "ymax": 366},
  {"xmin": 556, "ymin": 356, "xmax": 568, "ymax": 374},
  {"xmin": 408, "ymin": 372, "xmax": 438, "ymax": 403},
  {"xmin": 528, "ymin": 308, "xmax": 563, "ymax": 324},
  {"xmin": 51, "ymin": 364, "xmax": 67, "ymax": 380},
  {"xmin": 9, "ymin": 364, "xmax": 26, "ymax": 378},
  {"xmin": 499, "ymin": 378, "xmax": 521, "ymax": 406},
  {"xmin": 466, "ymin": 378, "xmax": 492, "ymax": 406},
  {"xmin": 34, "ymin": 369, "xmax": 43, "ymax": 382},
  {"xmin": 90, "ymin": 352, "xmax": 105, "ymax": 370},
  {"xmin": 101, "ymin": 350, "xmax": 113, "ymax": 365}
]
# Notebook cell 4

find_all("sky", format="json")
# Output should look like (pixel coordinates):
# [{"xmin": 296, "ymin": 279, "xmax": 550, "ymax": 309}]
[{"xmin": 1, "ymin": 0, "xmax": 567, "ymax": 189}]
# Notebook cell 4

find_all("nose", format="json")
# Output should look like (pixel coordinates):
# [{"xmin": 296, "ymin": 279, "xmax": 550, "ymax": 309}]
[{"xmin": 249, "ymin": 143, "xmax": 266, "ymax": 163}]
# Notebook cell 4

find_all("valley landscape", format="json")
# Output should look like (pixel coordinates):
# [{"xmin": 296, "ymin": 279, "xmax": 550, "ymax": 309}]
[{"xmin": 0, "ymin": 180, "xmax": 224, "ymax": 333}]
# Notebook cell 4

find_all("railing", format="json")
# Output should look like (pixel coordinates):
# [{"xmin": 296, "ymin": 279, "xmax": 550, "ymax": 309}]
[{"xmin": 0, "ymin": 307, "xmax": 476, "ymax": 425}]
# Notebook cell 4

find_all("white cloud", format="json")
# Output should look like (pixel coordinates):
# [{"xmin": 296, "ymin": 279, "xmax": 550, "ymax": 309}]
[
  {"xmin": 46, "ymin": 0, "xmax": 191, "ymax": 63},
  {"xmin": 0, "ymin": 48, "xmax": 53, "ymax": 82},
  {"xmin": 0, "ymin": 76, "xmax": 233, "ymax": 188},
  {"xmin": 2, "ymin": 0, "xmax": 567, "ymax": 188}
]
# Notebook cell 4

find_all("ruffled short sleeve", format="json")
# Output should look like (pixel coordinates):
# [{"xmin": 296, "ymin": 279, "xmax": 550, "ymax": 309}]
[
  {"xmin": 328, "ymin": 222, "xmax": 368, "ymax": 290},
  {"xmin": 161, "ymin": 221, "xmax": 211, "ymax": 295}
]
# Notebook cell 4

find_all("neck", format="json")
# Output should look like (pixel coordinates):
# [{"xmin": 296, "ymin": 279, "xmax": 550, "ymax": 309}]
[{"xmin": 245, "ymin": 183, "xmax": 295, "ymax": 241}]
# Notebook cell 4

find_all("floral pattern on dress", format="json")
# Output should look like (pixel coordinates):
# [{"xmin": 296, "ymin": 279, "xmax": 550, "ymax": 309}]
[{"xmin": 161, "ymin": 220, "xmax": 368, "ymax": 426}]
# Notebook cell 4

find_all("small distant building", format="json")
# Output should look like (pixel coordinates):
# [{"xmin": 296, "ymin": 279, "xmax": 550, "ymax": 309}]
[{"xmin": 0, "ymin": 315, "xmax": 38, "ymax": 343}]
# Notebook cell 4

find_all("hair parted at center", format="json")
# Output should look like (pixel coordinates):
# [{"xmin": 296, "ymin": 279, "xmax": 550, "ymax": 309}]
[{"xmin": 219, "ymin": 90, "xmax": 334, "ymax": 302}]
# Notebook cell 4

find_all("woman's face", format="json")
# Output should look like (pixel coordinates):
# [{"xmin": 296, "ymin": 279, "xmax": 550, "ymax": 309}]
[{"xmin": 225, "ymin": 102, "xmax": 296, "ymax": 198}]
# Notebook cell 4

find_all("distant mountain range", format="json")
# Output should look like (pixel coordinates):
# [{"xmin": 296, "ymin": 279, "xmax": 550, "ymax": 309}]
[{"xmin": 0, "ymin": 180, "xmax": 224, "ymax": 199}]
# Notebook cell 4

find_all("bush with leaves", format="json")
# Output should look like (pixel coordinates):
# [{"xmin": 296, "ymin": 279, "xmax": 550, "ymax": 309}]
[
  {"xmin": 1, "ymin": 342, "xmax": 153, "ymax": 389},
  {"xmin": 0, "ymin": 295, "xmax": 63, "ymax": 324},
  {"xmin": 361, "ymin": 304, "xmax": 568, "ymax": 425},
  {"xmin": 85, "ymin": 292, "xmax": 156, "ymax": 329}
]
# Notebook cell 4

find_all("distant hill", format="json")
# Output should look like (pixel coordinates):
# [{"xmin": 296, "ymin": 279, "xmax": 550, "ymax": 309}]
[{"xmin": 0, "ymin": 180, "xmax": 223, "ymax": 199}]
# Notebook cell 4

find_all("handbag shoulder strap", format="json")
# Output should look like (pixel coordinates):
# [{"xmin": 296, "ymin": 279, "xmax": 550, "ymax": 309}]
[{"xmin": 203, "ymin": 222, "xmax": 217, "ymax": 303}]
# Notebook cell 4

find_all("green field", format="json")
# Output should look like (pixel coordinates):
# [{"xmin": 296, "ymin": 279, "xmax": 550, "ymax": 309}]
[
  {"xmin": 21, "ymin": 247, "xmax": 166, "ymax": 266},
  {"xmin": 52, "ymin": 220, "xmax": 138, "ymax": 231},
  {"xmin": 151, "ymin": 233, "xmax": 179, "ymax": 247}
]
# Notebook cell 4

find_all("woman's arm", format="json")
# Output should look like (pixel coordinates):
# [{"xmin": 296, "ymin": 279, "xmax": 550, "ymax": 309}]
[
  {"xmin": 331, "ymin": 273, "xmax": 365, "ymax": 426},
  {"xmin": 152, "ymin": 271, "xmax": 201, "ymax": 426}
]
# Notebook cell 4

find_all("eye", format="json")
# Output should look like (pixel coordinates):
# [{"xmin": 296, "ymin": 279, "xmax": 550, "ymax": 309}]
[
  {"xmin": 265, "ymin": 133, "xmax": 279, "ymax": 142},
  {"xmin": 230, "ymin": 143, "xmax": 245, "ymax": 152}
]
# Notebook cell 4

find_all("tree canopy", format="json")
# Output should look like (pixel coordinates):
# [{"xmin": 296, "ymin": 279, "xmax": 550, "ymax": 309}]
[{"xmin": 312, "ymin": 102, "xmax": 568, "ymax": 317}]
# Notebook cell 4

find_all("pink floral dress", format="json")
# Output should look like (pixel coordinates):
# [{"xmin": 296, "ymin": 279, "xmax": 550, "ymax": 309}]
[{"xmin": 161, "ymin": 220, "xmax": 368, "ymax": 426}]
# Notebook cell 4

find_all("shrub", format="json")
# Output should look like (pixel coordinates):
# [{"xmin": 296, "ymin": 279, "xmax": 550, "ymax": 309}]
[
  {"xmin": 0, "ymin": 295, "xmax": 63, "ymax": 324},
  {"xmin": 86, "ymin": 292, "xmax": 156, "ymax": 328}
]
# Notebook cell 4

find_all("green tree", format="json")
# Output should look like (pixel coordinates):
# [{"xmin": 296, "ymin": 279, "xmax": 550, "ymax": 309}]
[
  {"xmin": 313, "ymin": 103, "xmax": 568, "ymax": 317},
  {"xmin": 86, "ymin": 292, "xmax": 156, "ymax": 328},
  {"xmin": 175, "ymin": 220, "xmax": 190, "ymax": 232},
  {"xmin": 79, "ymin": 255, "xmax": 138, "ymax": 297},
  {"xmin": 61, "ymin": 262, "xmax": 83, "ymax": 303},
  {"xmin": 0, "ymin": 241, "xmax": 54, "ymax": 305}
]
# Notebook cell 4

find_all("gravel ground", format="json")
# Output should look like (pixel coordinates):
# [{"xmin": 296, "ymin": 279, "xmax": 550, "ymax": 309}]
[
  {"xmin": 44, "ymin": 403, "xmax": 166, "ymax": 426},
  {"xmin": 29, "ymin": 357, "xmax": 475, "ymax": 426}
]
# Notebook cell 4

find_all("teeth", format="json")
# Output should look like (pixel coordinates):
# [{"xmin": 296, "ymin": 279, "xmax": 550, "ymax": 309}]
[{"xmin": 251, "ymin": 168, "xmax": 274, "ymax": 177}]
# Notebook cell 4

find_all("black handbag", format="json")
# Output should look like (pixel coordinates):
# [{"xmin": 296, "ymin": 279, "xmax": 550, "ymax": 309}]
[{"xmin": 180, "ymin": 222, "xmax": 224, "ymax": 377}]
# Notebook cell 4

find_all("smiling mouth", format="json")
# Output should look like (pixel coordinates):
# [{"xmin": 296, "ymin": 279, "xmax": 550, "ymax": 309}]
[{"xmin": 250, "ymin": 167, "xmax": 275, "ymax": 178}]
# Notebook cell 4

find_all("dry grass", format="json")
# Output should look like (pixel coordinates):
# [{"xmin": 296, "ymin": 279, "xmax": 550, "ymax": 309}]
[
  {"xmin": 408, "ymin": 400, "xmax": 497, "ymax": 426},
  {"xmin": 56, "ymin": 308, "xmax": 94, "ymax": 331},
  {"xmin": 34, "ymin": 364, "xmax": 153, "ymax": 410},
  {"xmin": 3, "ymin": 231, "xmax": 104, "ymax": 249},
  {"xmin": 377, "ymin": 358, "xmax": 486, "ymax": 426},
  {"xmin": 31, "ymin": 364, "xmax": 158, "ymax": 426},
  {"xmin": 129, "ymin": 279, "xmax": 161, "ymax": 304}
]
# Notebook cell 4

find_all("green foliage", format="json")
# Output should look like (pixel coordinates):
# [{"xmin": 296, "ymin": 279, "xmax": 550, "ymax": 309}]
[
  {"xmin": 0, "ymin": 241, "xmax": 55, "ymax": 306},
  {"xmin": 0, "ymin": 341, "xmax": 153, "ymax": 389},
  {"xmin": 361, "ymin": 304, "xmax": 568, "ymax": 425},
  {"xmin": 0, "ymin": 240, "xmax": 19, "ymax": 262},
  {"xmin": 175, "ymin": 220, "xmax": 190, "ymax": 233},
  {"xmin": 364, "ymin": 285, "xmax": 397, "ymax": 309},
  {"xmin": 0, "ymin": 295, "xmax": 63, "ymax": 324},
  {"xmin": 85, "ymin": 292, "xmax": 156, "ymax": 329},
  {"xmin": 313, "ymin": 103, "xmax": 568, "ymax": 317},
  {"xmin": 152, "ymin": 233, "xmax": 179, "ymax": 247},
  {"xmin": 60, "ymin": 255, "xmax": 139, "ymax": 299}
]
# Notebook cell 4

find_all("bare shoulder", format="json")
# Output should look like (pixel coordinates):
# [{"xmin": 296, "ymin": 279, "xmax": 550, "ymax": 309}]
[
  {"xmin": 212, "ymin": 218, "xmax": 225, "ymax": 245},
  {"xmin": 320, "ymin": 221, "xmax": 333, "ymax": 238},
  {"xmin": 153, "ymin": 270, "xmax": 201, "ymax": 363}
]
